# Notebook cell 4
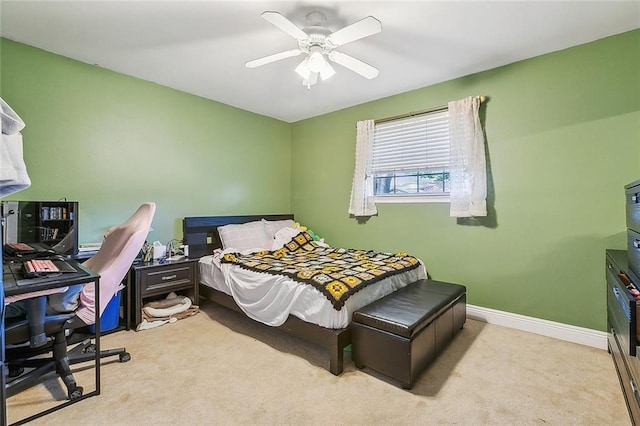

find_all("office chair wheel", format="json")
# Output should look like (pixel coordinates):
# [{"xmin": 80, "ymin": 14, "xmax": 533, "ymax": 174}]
[
  {"xmin": 84, "ymin": 343, "xmax": 96, "ymax": 354},
  {"xmin": 69, "ymin": 385, "xmax": 83, "ymax": 401},
  {"xmin": 119, "ymin": 352, "xmax": 131, "ymax": 363}
]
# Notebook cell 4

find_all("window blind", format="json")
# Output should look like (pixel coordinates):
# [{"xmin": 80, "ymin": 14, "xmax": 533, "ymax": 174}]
[{"xmin": 372, "ymin": 109, "xmax": 450, "ymax": 174}]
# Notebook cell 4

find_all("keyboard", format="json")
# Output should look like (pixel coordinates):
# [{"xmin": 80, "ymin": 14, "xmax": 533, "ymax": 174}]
[
  {"xmin": 9, "ymin": 242, "xmax": 36, "ymax": 252},
  {"xmin": 22, "ymin": 259, "xmax": 60, "ymax": 277},
  {"xmin": 3, "ymin": 242, "xmax": 54, "ymax": 258}
]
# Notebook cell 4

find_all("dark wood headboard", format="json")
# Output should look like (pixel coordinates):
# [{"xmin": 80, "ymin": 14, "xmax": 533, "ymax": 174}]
[{"xmin": 182, "ymin": 214, "xmax": 294, "ymax": 258}]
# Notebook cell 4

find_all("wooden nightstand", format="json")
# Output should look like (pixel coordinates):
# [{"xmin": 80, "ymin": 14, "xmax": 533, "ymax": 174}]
[{"xmin": 128, "ymin": 257, "xmax": 199, "ymax": 329}]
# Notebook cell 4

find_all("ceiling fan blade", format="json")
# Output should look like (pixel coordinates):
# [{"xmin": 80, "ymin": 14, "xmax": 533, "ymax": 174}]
[
  {"xmin": 246, "ymin": 49, "xmax": 302, "ymax": 68},
  {"xmin": 261, "ymin": 11, "xmax": 308, "ymax": 40},
  {"xmin": 326, "ymin": 16, "xmax": 382, "ymax": 47},
  {"xmin": 328, "ymin": 51, "xmax": 379, "ymax": 79}
]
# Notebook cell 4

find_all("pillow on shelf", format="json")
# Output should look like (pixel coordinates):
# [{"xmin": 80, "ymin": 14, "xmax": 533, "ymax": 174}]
[
  {"xmin": 262, "ymin": 218, "xmax": 296, "ymax": 239},
  {"xmin": 218, "ymin": 221, "xmax": 271, "ymax": 251}
]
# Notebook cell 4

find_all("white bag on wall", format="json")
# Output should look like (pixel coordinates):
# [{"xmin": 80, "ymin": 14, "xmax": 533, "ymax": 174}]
[
  {"xmin": 0, "ymin": 97, "xmax": 25, "ymax": 135},
  {"xmin": 0, "ymin": 98, "xmax": 30, "ymax": 197},
  {"xmin": 0, "ymin": 133, "xmax": 31, "ymax": 197}
]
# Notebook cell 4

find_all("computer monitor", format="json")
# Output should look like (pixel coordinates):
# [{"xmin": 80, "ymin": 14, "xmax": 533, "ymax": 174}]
[{"xmin": 1, "ymin": 200, "xmax": 79, "ymax": 258}]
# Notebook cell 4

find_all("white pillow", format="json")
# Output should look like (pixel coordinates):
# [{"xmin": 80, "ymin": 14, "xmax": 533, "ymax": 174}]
[
  {"xmin": 262, "ymin": 218, "xmax": 296, "ymax": 238},
  {"xmin": 271, "ymin": 227, "xmax": 302, "ymax": 250},
  {"xmin": 218, "ymin": 221, "xmax": 271, "ymax": 251}
]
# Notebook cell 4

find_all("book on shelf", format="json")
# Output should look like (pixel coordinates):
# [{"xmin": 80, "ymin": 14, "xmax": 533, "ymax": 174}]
[
  {"xmin": 40, "ymin": 206, "xmax": 69, "ymax": 220},
  {"xmin": 38, "ymin": 226, "xmax": 59, "ymax": 241}
]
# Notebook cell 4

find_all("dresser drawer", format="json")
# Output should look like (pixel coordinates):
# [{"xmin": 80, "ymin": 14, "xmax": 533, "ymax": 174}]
[
  {"xmin": 629, "ymin": 229, "xmax": 640, "ymax": 279},
  {"xmin": 138, "ymin": 263, "xmax": 195, "ymax": 297},
  {"xmin": 607, "ymin": 267, "xmax": 636, "ymax": 356},
  {"xmin": 626, "ymin": 179, "xmax": 640, "ymax": 233},
  {"xmin": 609, "ymin": 318, "xmax": 640, "ymax": 423}
]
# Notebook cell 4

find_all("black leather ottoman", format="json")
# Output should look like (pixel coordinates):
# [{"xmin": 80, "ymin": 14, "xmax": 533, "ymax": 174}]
[{"xmin": 351, "ymin": 279, "xmax": 466, "ymax": 389}]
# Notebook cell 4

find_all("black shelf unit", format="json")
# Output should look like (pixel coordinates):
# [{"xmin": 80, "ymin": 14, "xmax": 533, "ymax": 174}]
[
  {"xmin": 2, "ymin": 200, "xmax": 79, "ymax": 258},
  {"xmin": 23, "ymin": 202, "xmax": 76, "ymax": 246}
]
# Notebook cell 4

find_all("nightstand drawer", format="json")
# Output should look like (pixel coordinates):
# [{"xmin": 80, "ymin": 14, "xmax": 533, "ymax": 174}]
[{"xmin": 141, "ymin": 264, "xmax": 193, "ymax": 296}]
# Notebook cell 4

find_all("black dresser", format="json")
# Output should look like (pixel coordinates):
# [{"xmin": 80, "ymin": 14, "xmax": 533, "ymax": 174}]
[
  {"xmin": 608, "ymin": 179, "xmax": 640, "ymax": 424},
  {"xmin": 627, "ymin": 179, "xmax": 640, "ymax": 278},
  {"xmin": 607, "ymin": 249, "xmax": 640, "ymax": 423}
]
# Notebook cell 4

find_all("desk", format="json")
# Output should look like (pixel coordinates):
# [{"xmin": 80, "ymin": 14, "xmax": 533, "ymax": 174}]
[{"xmin": 1, "ymin": 260, "xmax": 100, "ymax": 426}]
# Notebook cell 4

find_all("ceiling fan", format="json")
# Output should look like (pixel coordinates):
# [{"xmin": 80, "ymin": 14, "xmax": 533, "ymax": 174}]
[{"xmin": 246, "ymin": 11, "xmax": 382, "ymax": 88}]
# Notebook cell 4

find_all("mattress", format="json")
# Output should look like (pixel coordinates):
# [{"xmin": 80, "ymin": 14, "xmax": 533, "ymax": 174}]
[{"xmin": 199, "ymin": 252, "xmax": 427, "ymax": 329}]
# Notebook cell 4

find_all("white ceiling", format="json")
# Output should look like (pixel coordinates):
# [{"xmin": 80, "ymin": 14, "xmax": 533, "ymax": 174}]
[{"xmin": 1, "ymin": 1, "xmax": 638, "ymax": 123}]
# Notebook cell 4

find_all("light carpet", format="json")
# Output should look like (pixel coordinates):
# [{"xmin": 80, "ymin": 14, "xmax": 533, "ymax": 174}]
[{"xmin": 6, "ymin": 300, "xmax": 630, "ymax": 425}]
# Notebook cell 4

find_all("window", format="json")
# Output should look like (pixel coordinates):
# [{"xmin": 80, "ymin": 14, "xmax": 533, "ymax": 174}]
[
  {"xmin": 349, "ymin": 96, "xmax": 486, "ymax": 217},
  {"xmin": 371, "ymin": 109, "xmax": 450, "ymax": 202}
]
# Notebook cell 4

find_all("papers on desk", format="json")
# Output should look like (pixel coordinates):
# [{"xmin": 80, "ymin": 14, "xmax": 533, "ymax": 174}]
[
  {"xmin": 78, "ymin": 243, "xmax": 101, "ymax": 258},
  {"xmin": 79, "ymin": 243, "xmax": 101, "ymax": 252}
]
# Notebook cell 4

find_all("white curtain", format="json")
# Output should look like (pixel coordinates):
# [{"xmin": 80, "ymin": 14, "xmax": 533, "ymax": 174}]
[
  {"xmin": 348, "ymin": 119, "xmax": 377, "ymax": 217},
  {"xmin": 448, "ymin": 96, "xmax": 487, "ymax": 217}
]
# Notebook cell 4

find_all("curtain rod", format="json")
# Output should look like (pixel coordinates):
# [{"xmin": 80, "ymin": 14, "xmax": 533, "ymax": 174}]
[{"xmin": 374, "ymin": 95, "xmax": 487, "ymax": 124}]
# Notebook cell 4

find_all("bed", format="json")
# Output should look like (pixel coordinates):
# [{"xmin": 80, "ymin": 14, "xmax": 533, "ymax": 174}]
[{"xmin": 182, "ymin": 214, "xmax": 428, "ymax": 375}]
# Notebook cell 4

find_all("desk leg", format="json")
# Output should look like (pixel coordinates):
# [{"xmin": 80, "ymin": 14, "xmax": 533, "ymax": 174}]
[
  {"xmin": 1, "ymin": 271, "xmax": 6, "ymax": 426},
  {"xmin": 1, "ymin": 360, "xmax": 6, "ymax": 426},
  {"xmin": 94, "ymin": 276, "xmax": 100, "ymax": 396}
]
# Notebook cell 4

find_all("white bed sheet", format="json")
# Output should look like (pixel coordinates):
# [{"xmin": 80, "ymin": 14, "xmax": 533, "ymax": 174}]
[{"xmin": 198, "ymin": 251, "xmax": 427, "ymax": 329}]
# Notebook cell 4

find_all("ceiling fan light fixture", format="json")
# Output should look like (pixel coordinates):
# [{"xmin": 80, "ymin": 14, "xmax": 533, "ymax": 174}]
[
  {"xmin": 307, "ymin": 48, "xmax": 326, "ymax": 73},
  {"xmin": 319, "ymin": 61, "xmax": 336, "ymax": 81},
  {"xmin": 295, "ymin": 57, "xmax": 312, "ymax": 79},
  {"xmin": 303, "ymin": 72, "xmax": 319, "ymax": 89},
  {"xmin": 296, "ymin": 53, "xmax": 334, "ymax": 86}
]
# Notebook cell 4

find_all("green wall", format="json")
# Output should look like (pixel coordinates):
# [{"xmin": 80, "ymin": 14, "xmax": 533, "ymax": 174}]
[
  {"xmin": 290, "ymin": 29, "xmax": 640, "ymax": 331},
  {"xmin": 0, "ymin": 38, "xmax": 292, "ymax": 243},
  {"xmin": 1, "ymin": 30, "xmax": 638, "ymax": 331}
]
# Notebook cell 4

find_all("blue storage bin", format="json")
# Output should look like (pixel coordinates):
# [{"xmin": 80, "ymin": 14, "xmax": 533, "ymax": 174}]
[{"xmin": 88, "ymin": 290, "xmax": 121, "ymax": 333}]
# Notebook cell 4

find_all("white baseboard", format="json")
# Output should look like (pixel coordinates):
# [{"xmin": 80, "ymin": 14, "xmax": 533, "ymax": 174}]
[{"xmin": 466, "ymin": 304, "xmax": 608, "ymax": 350}]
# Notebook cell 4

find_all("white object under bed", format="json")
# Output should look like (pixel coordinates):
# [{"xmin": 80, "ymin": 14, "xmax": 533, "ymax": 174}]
[{"xmin": 198, "ymin": 250, "xmax": 427, "ymax": 329}]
